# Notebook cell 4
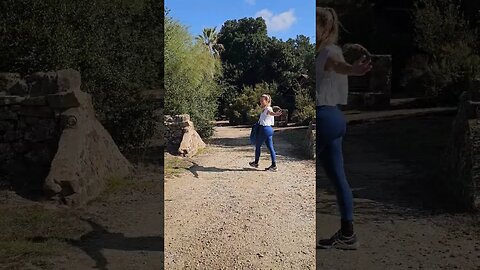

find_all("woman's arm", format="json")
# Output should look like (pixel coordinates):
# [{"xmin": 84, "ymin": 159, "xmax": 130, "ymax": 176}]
[
  {"xmin": 267, "ymin": 110, "xmax": 282, "ymax": 116},
  {"xmin": 325, "ymin": 54, "xmax": 372, "ymax": 76}
]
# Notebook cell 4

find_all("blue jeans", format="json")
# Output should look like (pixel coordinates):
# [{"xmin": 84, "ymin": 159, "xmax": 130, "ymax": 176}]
[
  {"xmin": 316, "ymin": 105, "xmax": 353, "ymax": 221},
  {"xmin": 255, "ymin": 125, "xmax": 276, "ymax": 165}
]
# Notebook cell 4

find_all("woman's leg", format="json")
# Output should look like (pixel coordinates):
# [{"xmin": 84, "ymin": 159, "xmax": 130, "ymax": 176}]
[
  {"xmin": 318, "ymin": 137, "xmax": 353, "ymax": 222},
  {"xmin": 316, "ymin": 106, "xmax": 355, "ymax": 238},
  {"xmin": 264, "ymin": 127, "xmax": 276, "ymax": 166},
  {"xmin": 254, "ymin": 127, "xmax": 266, "ymax": 164}
]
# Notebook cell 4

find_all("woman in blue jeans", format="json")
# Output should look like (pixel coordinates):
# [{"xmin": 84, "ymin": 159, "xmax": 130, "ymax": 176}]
[
  {"xmin": 316, "ymin": 7, "xmax": 372, "ymax": 250},
  {"xmin": 249, "ymin": 94, "xmax": 282, "ymax": 172}
]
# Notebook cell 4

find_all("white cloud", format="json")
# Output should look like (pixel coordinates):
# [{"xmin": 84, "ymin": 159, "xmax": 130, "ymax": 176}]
[
  {"xmin": 255, "ymin": 9, "xmax": 296, "ymax": 32},
  {"xmin": 245, "ymin": 0, "xmax": 256, "ymax": 5}
]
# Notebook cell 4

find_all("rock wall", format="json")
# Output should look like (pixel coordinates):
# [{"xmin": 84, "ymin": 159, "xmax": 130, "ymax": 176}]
[
  {"xmin": 0, "ymin": 70, "xmax": 132, "ymax": 206},
  {"xmin": 443, "ymin": 92, "xmax": 480, "ymax": 210},
  {"xmin": 164, "ymin": 114, "xmax": 205, "ymax": 157}
]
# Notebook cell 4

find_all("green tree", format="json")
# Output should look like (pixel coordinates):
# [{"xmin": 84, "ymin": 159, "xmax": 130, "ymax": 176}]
[
  {"xmin": 164, "ymin": 13, "xmax": 222, "ymax": 137},
  {"xmin": 413, "ymin": 0, "xmax": 480, "ymax": 101},
  {"xmin": 218, "ymin": 18, "xmax": 270, "ymax": 88},
  {"xmin": 196, "ymin": 27, "xmax": 224, "ymax": 58},
  {"xmin": 0, "ymin": 0, "xmax": 162, "ymax": 151}
]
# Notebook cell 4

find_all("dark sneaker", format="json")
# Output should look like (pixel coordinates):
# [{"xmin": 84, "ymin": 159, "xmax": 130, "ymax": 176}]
[
  {"xmin": 249, "ymin": 161, "xmax": 259, "ymax": 168},
  {"xmin": 317, "ymin": 230, "xmax": 359, "ymax": 250},
  {"xmin": 265, "ymin": 165, "xmax": 277, "ymax": 172}
]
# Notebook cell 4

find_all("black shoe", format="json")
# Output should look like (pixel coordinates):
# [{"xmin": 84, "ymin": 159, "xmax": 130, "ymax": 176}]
[
  {"xmin": 265, "ymin": 165, "xmax": 277, "ymax": 172},
  {"xmin": 317, "ymin": 230, "xmax": 359, "ymax": 250},
  {"xmin": 249, "ymin": 161, "xmax": 259, "ymax": 168}
]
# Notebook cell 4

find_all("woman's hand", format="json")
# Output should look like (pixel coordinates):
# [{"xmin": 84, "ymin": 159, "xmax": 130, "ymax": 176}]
[
  {"xmin": 268, "ymin": 109, "xmax": 282, "ymax": 116},
  {"xmin": 326, "ymin": 54, "xmax": 372, "ymax": 76},
  {"xmin": 351, "ymin": 55, "xmax": 372, "ymax": 76}
]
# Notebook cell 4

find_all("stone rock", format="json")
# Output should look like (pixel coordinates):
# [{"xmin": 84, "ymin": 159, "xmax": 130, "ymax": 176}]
[
  {"xmin": 0, "ymin": 73, "xmax": 22, "ymax": 92},
  {"xmin": 24, "ymin": 143, "xmax": 55, "ymax": 166},
  {"xmin": 18, "ymin": 106, "xmax": 54, "ymax": 118},
  {"xmin": 11, "ymin": 141, "xmax": 29, "ymax": 154},
  {"xmin": 443, "ymin": 92, "xmax": 480, "ymax": 210},
  {"xmin": 347, "ymin": 92, "xmax": 364, "ymax": 108},
  {"xmin": 305, "ymin": 120, "xmax": 316, "ymax": 159},
  {"xmin": 369, "ymin": 55, "xmax": 392, "ymax": 95},
  {"xmin": 46, "ymin": 91, "xmax": 81, "ymax": 109},
  {"xmin": 44, "ymin": 90, "xmax": 132, "ymax": 206},
  {"xmin": 24, "ymin": 120, "xmax": 57, "ymax": 142},
  {"xmin": 4, "ymin": 129, "xmax": 23, "ymax": 142},
  {"xmin": 56, "ymin": 69, "xmax": 81, "ymax": 92},
  {"xmin": 0, "ymin": 120, "xmax": 14, "ymax": 132},
  {"xmin": 22, "ymin": 96, "xmax": 47, "ymax": 106},
  {"xmin": 173, "ymin": 114, "xmax": 190, "ymax": 122},
  {"xmin": 0, "ymin": 96, "xmax": 26, "ymax": 106},
  {"xmin": 8, "ymin": 80, "xmax": 29, "ymax": 96},
  {"xmin": 0, "ymin": 109, "xmax": 18, "ymax": 120},
  {"xmin": 0, "ymin": 143, "xmax": 13, "ymax": 161},
  {"xmin": 27, "ymin": 71, "xmax": 58, "ymax": 97},
  {"xmin": 363, "ymin": 93, "xmax": 390, "ymax": 110},
  {"xmin": 274, "ymin": 108, "xmax": 288, "ymax": 127},
  {"xmin": 178, "ymin": 127, "xmax": 206, "ymax": 157}
]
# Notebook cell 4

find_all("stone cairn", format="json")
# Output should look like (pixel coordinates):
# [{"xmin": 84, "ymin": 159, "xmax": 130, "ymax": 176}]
[
  {"xmin": 0, "ymin": 69, "xmax": 132, "ymax": 206},
  {"xmin": 443, "ymin": 88, "xmax": 480, "ymax": 210},
  {"xmin": 273, "ymin": 106, "xmax": 288, "ymax": 127},
  {"xmin": 164, "ymin": 114, "xmax": 205, "ymax": 157},
  {"xmin": 342, "ymin": 43, "xmax": 392, "ymax": 110},
  {"xmin": 305, "ymin": 119, "xmax": 316, "ymax": 160}
]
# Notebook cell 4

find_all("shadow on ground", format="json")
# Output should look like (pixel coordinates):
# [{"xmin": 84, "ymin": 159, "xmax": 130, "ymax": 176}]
[
  {"xmin": 188, "ymin": 161, "xmax": 258, "ymax": 178},
  {"xmin": 30, "ymin": 219, "xmax": 163, "ymax": 270}
]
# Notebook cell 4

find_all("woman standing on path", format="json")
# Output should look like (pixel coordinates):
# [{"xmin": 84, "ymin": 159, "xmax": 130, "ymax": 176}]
[
  {"xmin": 249, "ymin": 94, "xmax": 282, "ymax": 172},
  {"xmin": 315, "ymin": 7, "xmax": 372, "ymax": 250}
]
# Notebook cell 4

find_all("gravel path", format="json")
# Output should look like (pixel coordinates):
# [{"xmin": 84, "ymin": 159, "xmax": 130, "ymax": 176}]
[
  {"xmin": 164, "ymin": 125, "xmax": 316, "ymax": 269},
  {"xmin": 317, "ymin": 116, "xmax": 480, "ymax": 270}
]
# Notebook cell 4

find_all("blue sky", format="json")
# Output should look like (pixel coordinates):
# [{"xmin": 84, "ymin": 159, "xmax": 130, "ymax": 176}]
[{"xmin": 165, "ymin": 0, "xmax": 314, "ymax": 41}]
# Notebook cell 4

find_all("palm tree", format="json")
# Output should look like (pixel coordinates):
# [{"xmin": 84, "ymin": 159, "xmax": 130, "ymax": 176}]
[{"xmin": 196, "ymin": 27, "xmax": 224, "ymax": 57}]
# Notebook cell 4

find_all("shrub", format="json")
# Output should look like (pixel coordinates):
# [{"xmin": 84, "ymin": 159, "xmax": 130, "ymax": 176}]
[
  {"xmin": 413, "ymin": 0, "xmax": 480, "ymax": 103},
  {"xmin": 164, "ymin": 13, "xmax": 222, "ymax": 138},
  {"xmin": 0, "ymin": 0, "xmax": 162, "ymax": 151},
  {"xmin": 226, "ymin": 82, "xmax": 279, "ymax": 125},
  {"xmin": 291, "ymin": 88, "xmax": 315, "ymax": 125}
]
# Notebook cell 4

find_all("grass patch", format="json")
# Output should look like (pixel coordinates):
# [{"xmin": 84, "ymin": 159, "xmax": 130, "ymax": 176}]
[
  {"xmin": 165, "ymin": 154, "xmax": 193, "ymax": 178},
  {"xmin": 195, "ymin": 147, "xmax": 209, "ymax": 156},
  {"xmin": 104, "ymin": 176, "xmax": 136, "ymax": 194},
  {"xmin": 0, "ymin": 206, "xmax": 86, "ymax": 268}
]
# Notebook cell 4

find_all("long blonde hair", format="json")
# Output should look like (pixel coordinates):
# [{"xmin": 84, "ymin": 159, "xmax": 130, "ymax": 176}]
[
  {"xmin": 316, "ymin": 7, "xmax": 339, "ymax": 54},
  {"xmin": 260, "ymin": 94, "xmax": 271, "ymax": 108}
]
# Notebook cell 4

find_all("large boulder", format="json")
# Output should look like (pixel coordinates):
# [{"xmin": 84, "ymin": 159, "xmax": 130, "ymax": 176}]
[
  {"xmin": 44, "ymin": 88, "xmax": 132, "ymax": 206},
  {"xmin": 164, "ymin": 114, "xmax": 206, "ymax": 157},
  {"xmin": 0, "ymin": 69, "xmax": 132, "ymax": 206},
  {"xmin": 442, "ymin": 92, "xmax": 480, "ymax": 210}
]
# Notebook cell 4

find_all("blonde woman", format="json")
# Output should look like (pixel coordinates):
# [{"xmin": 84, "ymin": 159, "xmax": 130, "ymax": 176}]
[
  {"xmin": 316, "ymin": 7, "xmax": 372, "ymax": 250},
  {"xmin": 249, "ymin": 94, "xmax": 282, "ymax": 172}
]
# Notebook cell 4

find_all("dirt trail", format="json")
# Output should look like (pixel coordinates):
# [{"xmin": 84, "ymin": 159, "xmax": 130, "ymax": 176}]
[
  {"xmin": 317, "ymin": 116, "xmax": 480, "ymax": 270},
  {"xmin": 164, "ymin": 125, "xmax": 316, "ymax": 269}
]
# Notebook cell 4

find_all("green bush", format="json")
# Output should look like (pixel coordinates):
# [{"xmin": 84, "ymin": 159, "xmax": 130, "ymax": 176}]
[
  {"xmin": 164, "ymin": 13, "xmax": 222, "ymax": 138},
  {"xmin": 413, "ymin": 0, "xmax": 480, "ymax": 103},
  {"xmin": 226, "ymin": 82, "xmax": 279, "ymax": 125},
  {"xmin": 0, "ymin": 0, "xmax": 162, "ymax": 151},
  {"xmin": 291, "ymin": 88, "xmax": 315, "ymax": 125}
]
